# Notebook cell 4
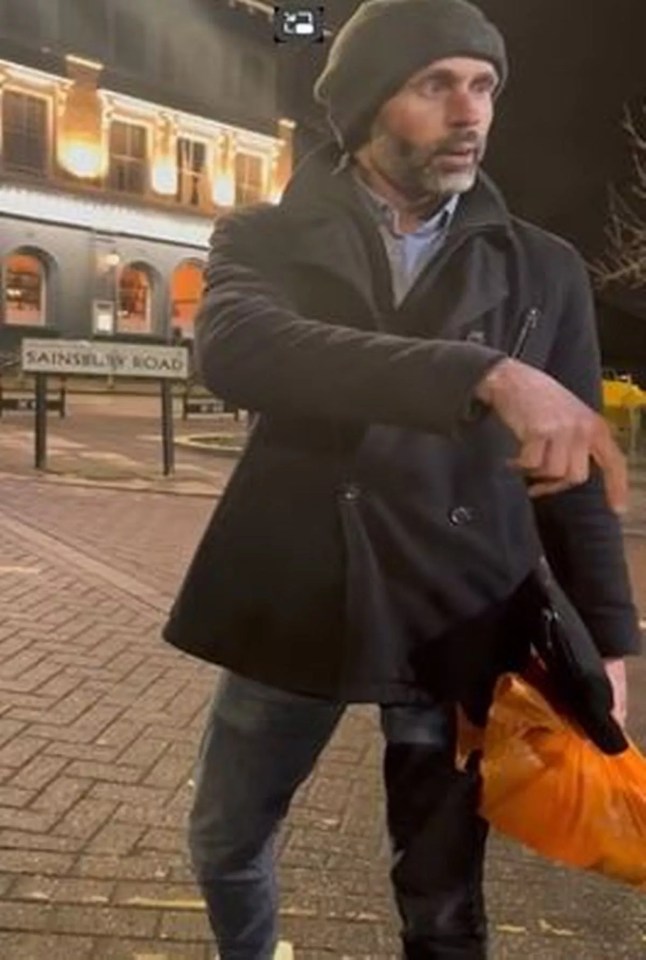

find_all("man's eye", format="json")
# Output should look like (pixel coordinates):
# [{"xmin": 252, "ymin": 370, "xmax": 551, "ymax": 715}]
[{"xmin": 417, "ymin": 78, "xmax": 445, "ymax": 96}]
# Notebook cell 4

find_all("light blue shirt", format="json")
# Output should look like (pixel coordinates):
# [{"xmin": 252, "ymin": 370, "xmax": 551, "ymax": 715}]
[{"xmin": 353, "ymin": 173, "xmax": 459, "ymax": 307}]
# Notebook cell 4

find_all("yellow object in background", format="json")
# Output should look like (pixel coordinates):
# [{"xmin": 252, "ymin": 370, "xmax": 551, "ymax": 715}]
[
  {"xmin": 602, "ymin": 376, "xmax": 646, "ymax": 411},
  {"xmin": 602, "ymin": 372, "xmax": 646, "ymax": 456}
]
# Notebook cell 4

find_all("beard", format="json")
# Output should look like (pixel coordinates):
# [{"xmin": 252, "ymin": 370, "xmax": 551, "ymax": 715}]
[{"xmin": 369, "ymin": 125, "xmax": 486, "ymax": 202}]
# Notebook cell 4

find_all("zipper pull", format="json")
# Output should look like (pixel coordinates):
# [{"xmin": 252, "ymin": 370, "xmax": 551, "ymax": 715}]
[{"xmin": 511, "ymin": 307, "xmax": 541, "ymax": 360}]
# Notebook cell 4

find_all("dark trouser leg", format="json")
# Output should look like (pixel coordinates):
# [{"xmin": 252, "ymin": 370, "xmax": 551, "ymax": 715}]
[
  {"xmin": 381, "ymin": 704, "xmax": 488, "ymax": 960},
  {"xmin": 188, "ymin": 671, "xmax": 344, "ymax": 960}
]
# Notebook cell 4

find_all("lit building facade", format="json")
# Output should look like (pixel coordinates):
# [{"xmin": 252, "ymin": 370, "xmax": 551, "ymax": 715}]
[{"xmin": 0, "ymin": 0, "xmax": 293, "ymax": 350}]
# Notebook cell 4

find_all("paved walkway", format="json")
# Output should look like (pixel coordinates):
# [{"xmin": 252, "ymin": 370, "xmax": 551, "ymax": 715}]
[
  {"xmin": 0, "ymin": 399, "xmax": 645, "ymax": 959},
  {"xmin": 0, "ymin": 394, "xmax": 235, "ymax": 498}
]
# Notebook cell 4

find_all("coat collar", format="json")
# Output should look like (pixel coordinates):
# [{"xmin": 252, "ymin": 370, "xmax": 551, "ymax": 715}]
[
  {"xmin": 280, "ymin": 140, "xmax": 513, "ymax": 235},
  {"xmin": 278, "ymin": 140, "xmax": 515, "ymax": 328}
]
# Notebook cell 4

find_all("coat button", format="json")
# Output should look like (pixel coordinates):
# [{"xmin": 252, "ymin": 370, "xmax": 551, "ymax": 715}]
[
  {"xmin": 449, "ymin": 506, "xmax": 475, "ymax": 526},
  {"xmin": 339, "ymin": 483, "xmax": 361, "ymax": 502}
]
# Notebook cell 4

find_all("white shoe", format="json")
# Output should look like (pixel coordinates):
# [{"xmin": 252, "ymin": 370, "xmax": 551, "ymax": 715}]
[
  {"xmin": 275, "ymin": 944, "xmax": 294, "ymax": 960},
  {"xmin": 215, "ymin": 942, "xmax": 294, "ymax": 960}
]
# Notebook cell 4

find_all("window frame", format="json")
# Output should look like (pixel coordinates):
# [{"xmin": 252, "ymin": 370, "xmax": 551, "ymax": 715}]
[
  {"xmin": 106, "ymin": 117, "xmax": 151, "ymax": 197},
  {"xmin": 2, "ymin": 249, "xmax": 48, "ymax": 328},
  {"xmin": 116, "ymin": 262, "xmax": 155, "ymax": 335},
  {"xmin": 170, "ymin": 258, "xmax": 205, "ymax": 338},
  {"xmin": 176, "ymin": 135, "xmax": 210, "ymax": 209},
  {"xmin": 234, "ymin": 150, "xmax": 266, "ymax": 207},
  {"xmin": 1, "ymin": 87, "xmax": 51, "ymax": 178}
]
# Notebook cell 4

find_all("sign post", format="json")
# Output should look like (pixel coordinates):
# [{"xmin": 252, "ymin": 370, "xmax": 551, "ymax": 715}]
[
  {"xmin": 160, "ymin": 380, "xmax": 175, "ymax": 477},
  {"xmin": 34, "ymin": 372, "xmax": 48, "ymax": 470},
  {"xmin": 21, "ymin": 339, "xmax": 189, "ymax": 473}
]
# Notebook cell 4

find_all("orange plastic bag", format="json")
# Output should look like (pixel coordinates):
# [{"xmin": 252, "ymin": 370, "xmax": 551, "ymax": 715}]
[{"xmin": 466, "ymin": 674, "xmax": 646, "ymax": 890}]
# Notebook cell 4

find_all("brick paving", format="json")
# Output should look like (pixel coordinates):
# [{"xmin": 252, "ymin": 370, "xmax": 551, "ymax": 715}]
[
  {"xmin": 0, "ymin": 403, "xmax": 646, "ymax": 958},
  {"xmin": 0, "ymin": 394, "xmax": 237, "ymax": 498}
]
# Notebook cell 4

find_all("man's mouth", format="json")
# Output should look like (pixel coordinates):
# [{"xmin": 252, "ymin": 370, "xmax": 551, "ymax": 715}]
[
  {"xmin": 440, "ymin": 142, "xmax": 478, "ymax": 156},
  {"xmin": 436, "ymin": 148, "xmax": 477, "ymax": 168}
]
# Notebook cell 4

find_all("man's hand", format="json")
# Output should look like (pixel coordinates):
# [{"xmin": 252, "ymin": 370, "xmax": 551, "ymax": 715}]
[
  {"xmin": 604, "ymin": 658, "xmax": 628, "ymax": 728},
  {"xmin": 475, "ymin": 358, "xmax": 628, "ymax": 514}
]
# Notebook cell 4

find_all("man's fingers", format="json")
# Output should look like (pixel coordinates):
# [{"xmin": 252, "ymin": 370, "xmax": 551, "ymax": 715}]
[
  {"xmin": 567, "ymin": 438, "xmax": 592, "ymax": 488},
  {"xmin": 510, "ymin": 437, "xmax": 548, "ymax": 473},
  {"xmin": 482, "ymin": 360, "xmax": 628, "ymax": 511},
  {"xmin": 529, "ymin": 436, "xmax": 591, "ymax": 494},
  {"xmin": 605, "ymin": 659, "xmax": 628, "ymax": 729},
  {"xmin": 510, "ymin": 415, "xmax": 627, "ymax": 512},
  {"xmin": 512, "ymin": 435, "xmax": 586, "ymax": 496},
  {"xmin": 591, "ymin": 425, "xmax": 629, "ymax": 515},
  {"xmin": 527, "ymin": 479, "xmax": 573, "ymax": 499},
  {"xmin": 538, "ymin": 437, "xmax": 572, "ymax": 484},
  {"xmin": 612, "ymin": 703, "xmax": 628, "ymax": 728}
]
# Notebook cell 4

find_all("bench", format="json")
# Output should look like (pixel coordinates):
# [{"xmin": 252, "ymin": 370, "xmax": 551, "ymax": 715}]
[
  {"xmin": 0, "ymin": 375, "xmax": 67, "ymax": 419},
  {"xmin": 181, "ymin": 383, "xmax": 243, "ymax": 421}
]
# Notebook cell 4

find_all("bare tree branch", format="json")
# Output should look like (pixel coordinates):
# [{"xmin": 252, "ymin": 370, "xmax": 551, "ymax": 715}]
[{"xmin": 593, "ymin": 104, "xmax": 646, "ymax": 291}]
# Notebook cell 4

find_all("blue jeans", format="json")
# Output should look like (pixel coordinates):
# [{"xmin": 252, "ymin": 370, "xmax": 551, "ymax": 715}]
[{"xmin": 189, "ymin": 671, "xmax": 487, "ymax": 960}]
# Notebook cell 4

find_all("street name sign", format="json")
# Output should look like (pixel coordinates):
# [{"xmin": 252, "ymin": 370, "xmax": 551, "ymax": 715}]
[{"xmin": 21, "ymin": 339, "xmax": 189, "ymax": 380}]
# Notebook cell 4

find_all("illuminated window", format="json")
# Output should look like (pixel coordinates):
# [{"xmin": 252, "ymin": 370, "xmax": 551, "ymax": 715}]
[
  {"xmin": 171, "ymin": 261, "xmax": 204, "ymax": 337},
  {"xmin": 235, "ymin": 152, "xmax": 265, "ymax": 206},
  {"xmin": 2, "ymin": 91, "xmax": 48, "ymax": 175},
  {"xmin": 177, "ymin": 138, "xmax": 207, "ymax": 208},
  {"xmin": 118, "ymin": 264, "xmax": 152, "ymax": 334},
  {"xmin": 108, "ymin": 121, "xmax": 147, "ymax": 195},
  {"xmin": 3, "ymin": 252, "xmax": 47, "ymax": 326}
]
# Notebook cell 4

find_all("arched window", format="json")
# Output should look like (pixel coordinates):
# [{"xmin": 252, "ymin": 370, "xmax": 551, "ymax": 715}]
[
  {"xmin": 170, "ymin": 259, "xmax": 204, "ymax": 338},
  {"xmin": 117, "ymin": 262, "xmax": 153, "ymax": 334},
  {"xmin": 3, "ymin": 250, "xmax": 47, "ymax": 326}
]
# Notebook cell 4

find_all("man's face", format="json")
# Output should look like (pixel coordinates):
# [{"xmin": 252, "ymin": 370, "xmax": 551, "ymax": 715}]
[{"xmin": 358, "ymin": 57, "xmax": 498, "ymax": 200}]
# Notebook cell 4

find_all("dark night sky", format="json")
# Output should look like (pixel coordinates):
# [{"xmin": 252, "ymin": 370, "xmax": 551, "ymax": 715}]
[{"xmin": 477, "ymin": 0, "xmax": 646, "ymax": 257}]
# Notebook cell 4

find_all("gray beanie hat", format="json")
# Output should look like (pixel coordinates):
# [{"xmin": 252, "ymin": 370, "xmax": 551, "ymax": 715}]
[{"xmin": 314, "ymin": 0, "xmax": 507, "ymax": 151}]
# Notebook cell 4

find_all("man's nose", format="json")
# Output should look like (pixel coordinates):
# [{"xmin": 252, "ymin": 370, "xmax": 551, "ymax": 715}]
[{"xmin": 447, "ymin": 91, "xmax": 482, "ymax": 128}]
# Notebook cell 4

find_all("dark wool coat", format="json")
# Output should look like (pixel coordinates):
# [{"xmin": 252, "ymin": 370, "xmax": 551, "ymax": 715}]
[{"xmin": 163, "ymin": 143, "xmax": 640, "ymax": 704}]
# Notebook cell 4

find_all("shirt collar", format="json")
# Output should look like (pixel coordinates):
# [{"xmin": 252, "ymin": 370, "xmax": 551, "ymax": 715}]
[{"xmin": 352, "ymin": 169, "xmax": 459, "ymax": 239}]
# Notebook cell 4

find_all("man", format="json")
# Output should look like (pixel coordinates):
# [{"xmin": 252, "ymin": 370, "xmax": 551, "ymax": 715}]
[{"xmin": 164, "ymin": 1, "xmax": 641, "ymax": 957}]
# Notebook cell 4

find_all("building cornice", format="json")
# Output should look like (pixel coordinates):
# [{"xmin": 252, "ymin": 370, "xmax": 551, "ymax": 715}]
[
  {"xmin": 0, "ymin": 58, "xmax": 282, "ymax": 152},
  {"xmin": 0, "ymin": 183, "xmax": 212, "ymax": 250}
]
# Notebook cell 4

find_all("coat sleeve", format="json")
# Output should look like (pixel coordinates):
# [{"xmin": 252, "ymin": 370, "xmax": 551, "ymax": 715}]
[
  {"xmin": 193, "ymin": 208, "xmax": 505, "ymax": 436},
  {"xmin": 532, "ymin": 246, "xmax": 641, "ymax": 658}
]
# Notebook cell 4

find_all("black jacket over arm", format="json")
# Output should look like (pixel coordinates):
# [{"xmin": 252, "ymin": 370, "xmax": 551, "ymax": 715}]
[
  {"xmin": 194, "ymin": 204, "xmax": 503, "ymax": 435},
  {"xmin": 531, "ymin": 253, "xmax": 637, "ymax": 658},
  {"xmin": 164, "ymin": 143, "xmax": 640, "ymax": 703}
]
